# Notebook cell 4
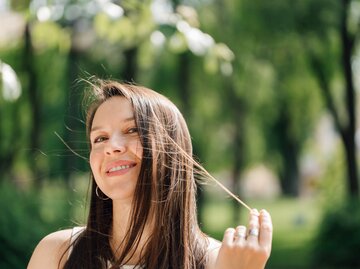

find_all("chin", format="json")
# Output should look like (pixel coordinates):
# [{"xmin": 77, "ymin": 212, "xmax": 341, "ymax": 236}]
[{"xmin": 105, "ymin": 188, "xmax": 135, "ymax": 201}]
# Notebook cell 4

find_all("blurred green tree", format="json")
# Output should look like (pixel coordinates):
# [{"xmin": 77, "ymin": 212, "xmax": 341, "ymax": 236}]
[
  {"xmin": 295, "ymin": 0, "xmax": 359, "ymax": 198},
  {"xmin": 203, "ymin": 0, "xmax": 323, "ymax": 214}
]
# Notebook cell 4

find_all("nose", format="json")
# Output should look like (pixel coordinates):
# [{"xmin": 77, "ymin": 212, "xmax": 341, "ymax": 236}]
[{"xmin": 104, "ymin": 134, "xmax": 126, "ymax": 155}]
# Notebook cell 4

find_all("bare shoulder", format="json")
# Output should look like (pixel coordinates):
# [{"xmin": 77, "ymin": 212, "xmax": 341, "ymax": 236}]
[
  {"xmin": 205, "ymin": 236, "xmax": 221, "ymax": 269},
  {"xmin": 27, "ymin": 229, "xmax": 73, "ymax": 269}
]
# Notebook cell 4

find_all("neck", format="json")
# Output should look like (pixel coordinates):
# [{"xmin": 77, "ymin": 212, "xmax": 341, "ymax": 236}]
[
  {"xmin": 110, "ymin": 198, "xmax": 153, "ymax": 263},
  {"xmin": 112, "ymin": 199, "xmax": 133, "ymax": 240}
]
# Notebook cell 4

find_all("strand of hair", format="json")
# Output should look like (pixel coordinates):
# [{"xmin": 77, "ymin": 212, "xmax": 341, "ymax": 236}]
[
  {"xmin": 200, "ymin": 167, "xmax": 252, "ymax": 212},
  {"xmin": 161, "ymin": 131, "xmax": 253, "ymax": 212},
  {"xmin": 54, "ymin": 131, "xmax": 89, "ymax": 162}
]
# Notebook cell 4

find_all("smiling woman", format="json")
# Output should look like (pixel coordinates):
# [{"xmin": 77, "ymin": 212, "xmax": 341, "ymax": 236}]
[
  {"xmin": 89, "ymin": 97, "xmax": 143, "ymax": 202},
  {"xmin": 27, "ymin": 80, "xmax": 273, "ymax": 269}
]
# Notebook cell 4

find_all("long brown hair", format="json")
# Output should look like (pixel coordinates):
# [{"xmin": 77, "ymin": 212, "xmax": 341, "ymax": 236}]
[{"xmin": 63, "ymin": 80, "xmax": 208, "ymax": 269}]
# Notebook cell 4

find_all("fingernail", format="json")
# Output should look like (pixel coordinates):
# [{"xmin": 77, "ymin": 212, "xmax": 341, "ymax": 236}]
[{"xmin": 251, "ymin": 208, "xmax": 259, "ymax": 216}]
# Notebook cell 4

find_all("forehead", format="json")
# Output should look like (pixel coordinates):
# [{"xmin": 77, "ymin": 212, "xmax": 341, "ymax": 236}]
[{"xmin": 92, "ymin": 96, "xmax": 134, "ymax": 125}]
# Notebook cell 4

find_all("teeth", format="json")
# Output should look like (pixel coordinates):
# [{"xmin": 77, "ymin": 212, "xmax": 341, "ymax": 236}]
[{"xmin": 108, "ymin": 165, "xmax": 131, "ymax": 173}]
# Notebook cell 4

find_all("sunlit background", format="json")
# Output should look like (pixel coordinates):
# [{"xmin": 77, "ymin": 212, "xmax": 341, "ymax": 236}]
[{"xmin": 1, "ymin": 0, "xmax": 360, "ymax": 268}]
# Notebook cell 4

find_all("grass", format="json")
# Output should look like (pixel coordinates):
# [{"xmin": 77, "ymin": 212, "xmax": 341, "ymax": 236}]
[{"xmin": 201, "ymin": 196, "xmax": 322, "ymax": 269}]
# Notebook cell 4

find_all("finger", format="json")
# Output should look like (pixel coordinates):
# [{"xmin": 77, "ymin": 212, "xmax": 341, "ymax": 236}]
[
  {"xmin": 234, "ymin": 225, "xmax": 247, "ymax": 245},
  {"xmin": 247, "ymin": 209, "xmax": 260, "ymax": 245},
  {"xmin": 222, "ymin": 228, "xmax": 235, "ymax": 246},
  {"xmin": 259, "ymin": 209, "xmax": 273, "ymax": 249}
]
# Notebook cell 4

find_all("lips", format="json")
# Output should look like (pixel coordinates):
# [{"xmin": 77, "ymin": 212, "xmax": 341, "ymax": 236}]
[{"xmin": 105, "ymin": 160, "xmax": 137, "ymax": 175}]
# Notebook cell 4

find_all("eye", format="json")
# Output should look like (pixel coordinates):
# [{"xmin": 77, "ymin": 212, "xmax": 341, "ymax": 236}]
[
  {"xmin": 93, "ymin": 136, "xmax": 108, "ymax": 143},
  {"xmin": 127, "ymin": 127, "xmax": 138, "ymax": 134}
]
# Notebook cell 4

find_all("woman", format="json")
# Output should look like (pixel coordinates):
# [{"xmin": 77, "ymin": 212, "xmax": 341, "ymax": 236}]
[{"xmin": 28, "ymin": 80, "xmax": 272, "ymax": 269}]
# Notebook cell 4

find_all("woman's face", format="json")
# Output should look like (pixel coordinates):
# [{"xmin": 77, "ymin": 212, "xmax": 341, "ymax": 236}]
[{"xmin": 89, "ymin": 97, "xmax": 143, "ymax": 201}]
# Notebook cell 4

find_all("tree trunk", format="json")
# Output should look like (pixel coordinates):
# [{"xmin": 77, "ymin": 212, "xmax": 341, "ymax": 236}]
[
  {"xmin": 24, "ymin": 22, "xmax": 41, "ymax": 187},
  {"xmin": 215, "ymin": 0, "xmax": 247, "ymax": 224},
  {"xmin": 231, "ymin": 102, "xmax": 245, "ymax": 224},
  {"xmin": 304, "ymin": 0, "xmax": 359, "ymax": 198},
  {"xmin": 62, "ymin": 44, "xmax": 80, "ymax": 186},
  {"xmin": 276, "ymin": 106, "xmax": 300, "ymax": 196},
  {"xmin": 0, "ymin": 105, "xmax": 16, "ymax": 180},
  {"xmin": 279, "ymin": 143, "xmax": 300, "ymax": 196},
  {"xmin": 223, "ymin": 78, "xmax": 246, "ymax": 224},
  {"xmin": 178, "ymin": 52, "xmax": 191, "ymax": 118},
  {"xmin": 344, "ymin": 136, "xmax": 359, "ymax": 196},
  {"xmin": 176, "ymin": 52, "xmax": 207, "ymax": 222},
  {"xmin": 340, "ymin": 0, "xmax": 359, "ymax": 197},
  {"xmin": 121, "ymin": 47, "xmax": 138, "ymax": 82}
]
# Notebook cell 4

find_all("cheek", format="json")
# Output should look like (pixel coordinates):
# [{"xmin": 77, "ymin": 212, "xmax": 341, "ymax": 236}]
[
  {"xmin": 89, "ymin": 150, "xmax": 101, "ymax": 172},
  {"xmin": 135, "ymin": 141, "xmax": 143, "ymax": 160}
]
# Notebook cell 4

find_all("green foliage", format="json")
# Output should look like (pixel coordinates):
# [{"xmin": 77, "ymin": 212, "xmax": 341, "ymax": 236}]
[
  {"xmin": 94, "ymin": 12, "xmax": 153, "ymax": 47},
  {"xmin": 94, "ymin": 1, "xmax": 155, "ymax": 48},
  {"xmin": 312, "ymin": 199, "xmax": 360, "ymax": 268},
  {"xmin": 1, "ymin": 1, "xmax": 359, "ymax": 268},
  {"xmin": 0, "ymin": 181, "xmax": 70, "ymax": 268},
  {"xmin": 31, "ymin": 21, "xmax": 71, "ymax": 53},
  {"xmin": 317, "ymin": 144, "xmax": 347, "ymax": 209}
]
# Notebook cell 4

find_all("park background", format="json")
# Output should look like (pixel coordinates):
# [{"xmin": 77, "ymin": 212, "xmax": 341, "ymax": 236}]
[{"xmin": 1, "ymin": 0, "xmax": 360, "ymax": 268}]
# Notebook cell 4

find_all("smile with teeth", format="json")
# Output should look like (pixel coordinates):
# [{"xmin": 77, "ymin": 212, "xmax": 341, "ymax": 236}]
[{"xmin": 107, "ymin": 164, "xmax": 135, "ymax": 173}]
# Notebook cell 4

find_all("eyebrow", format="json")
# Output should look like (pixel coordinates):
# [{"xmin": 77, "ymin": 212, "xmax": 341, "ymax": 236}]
[{"xmin": 90, "ymin": 117, "xmax": 135, "ymax": 133}]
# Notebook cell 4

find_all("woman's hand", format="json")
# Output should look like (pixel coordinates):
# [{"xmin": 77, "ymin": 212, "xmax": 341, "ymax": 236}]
[{"xmin": 214, "ymin": 209, "xmax": 273, "ymax": 269}]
